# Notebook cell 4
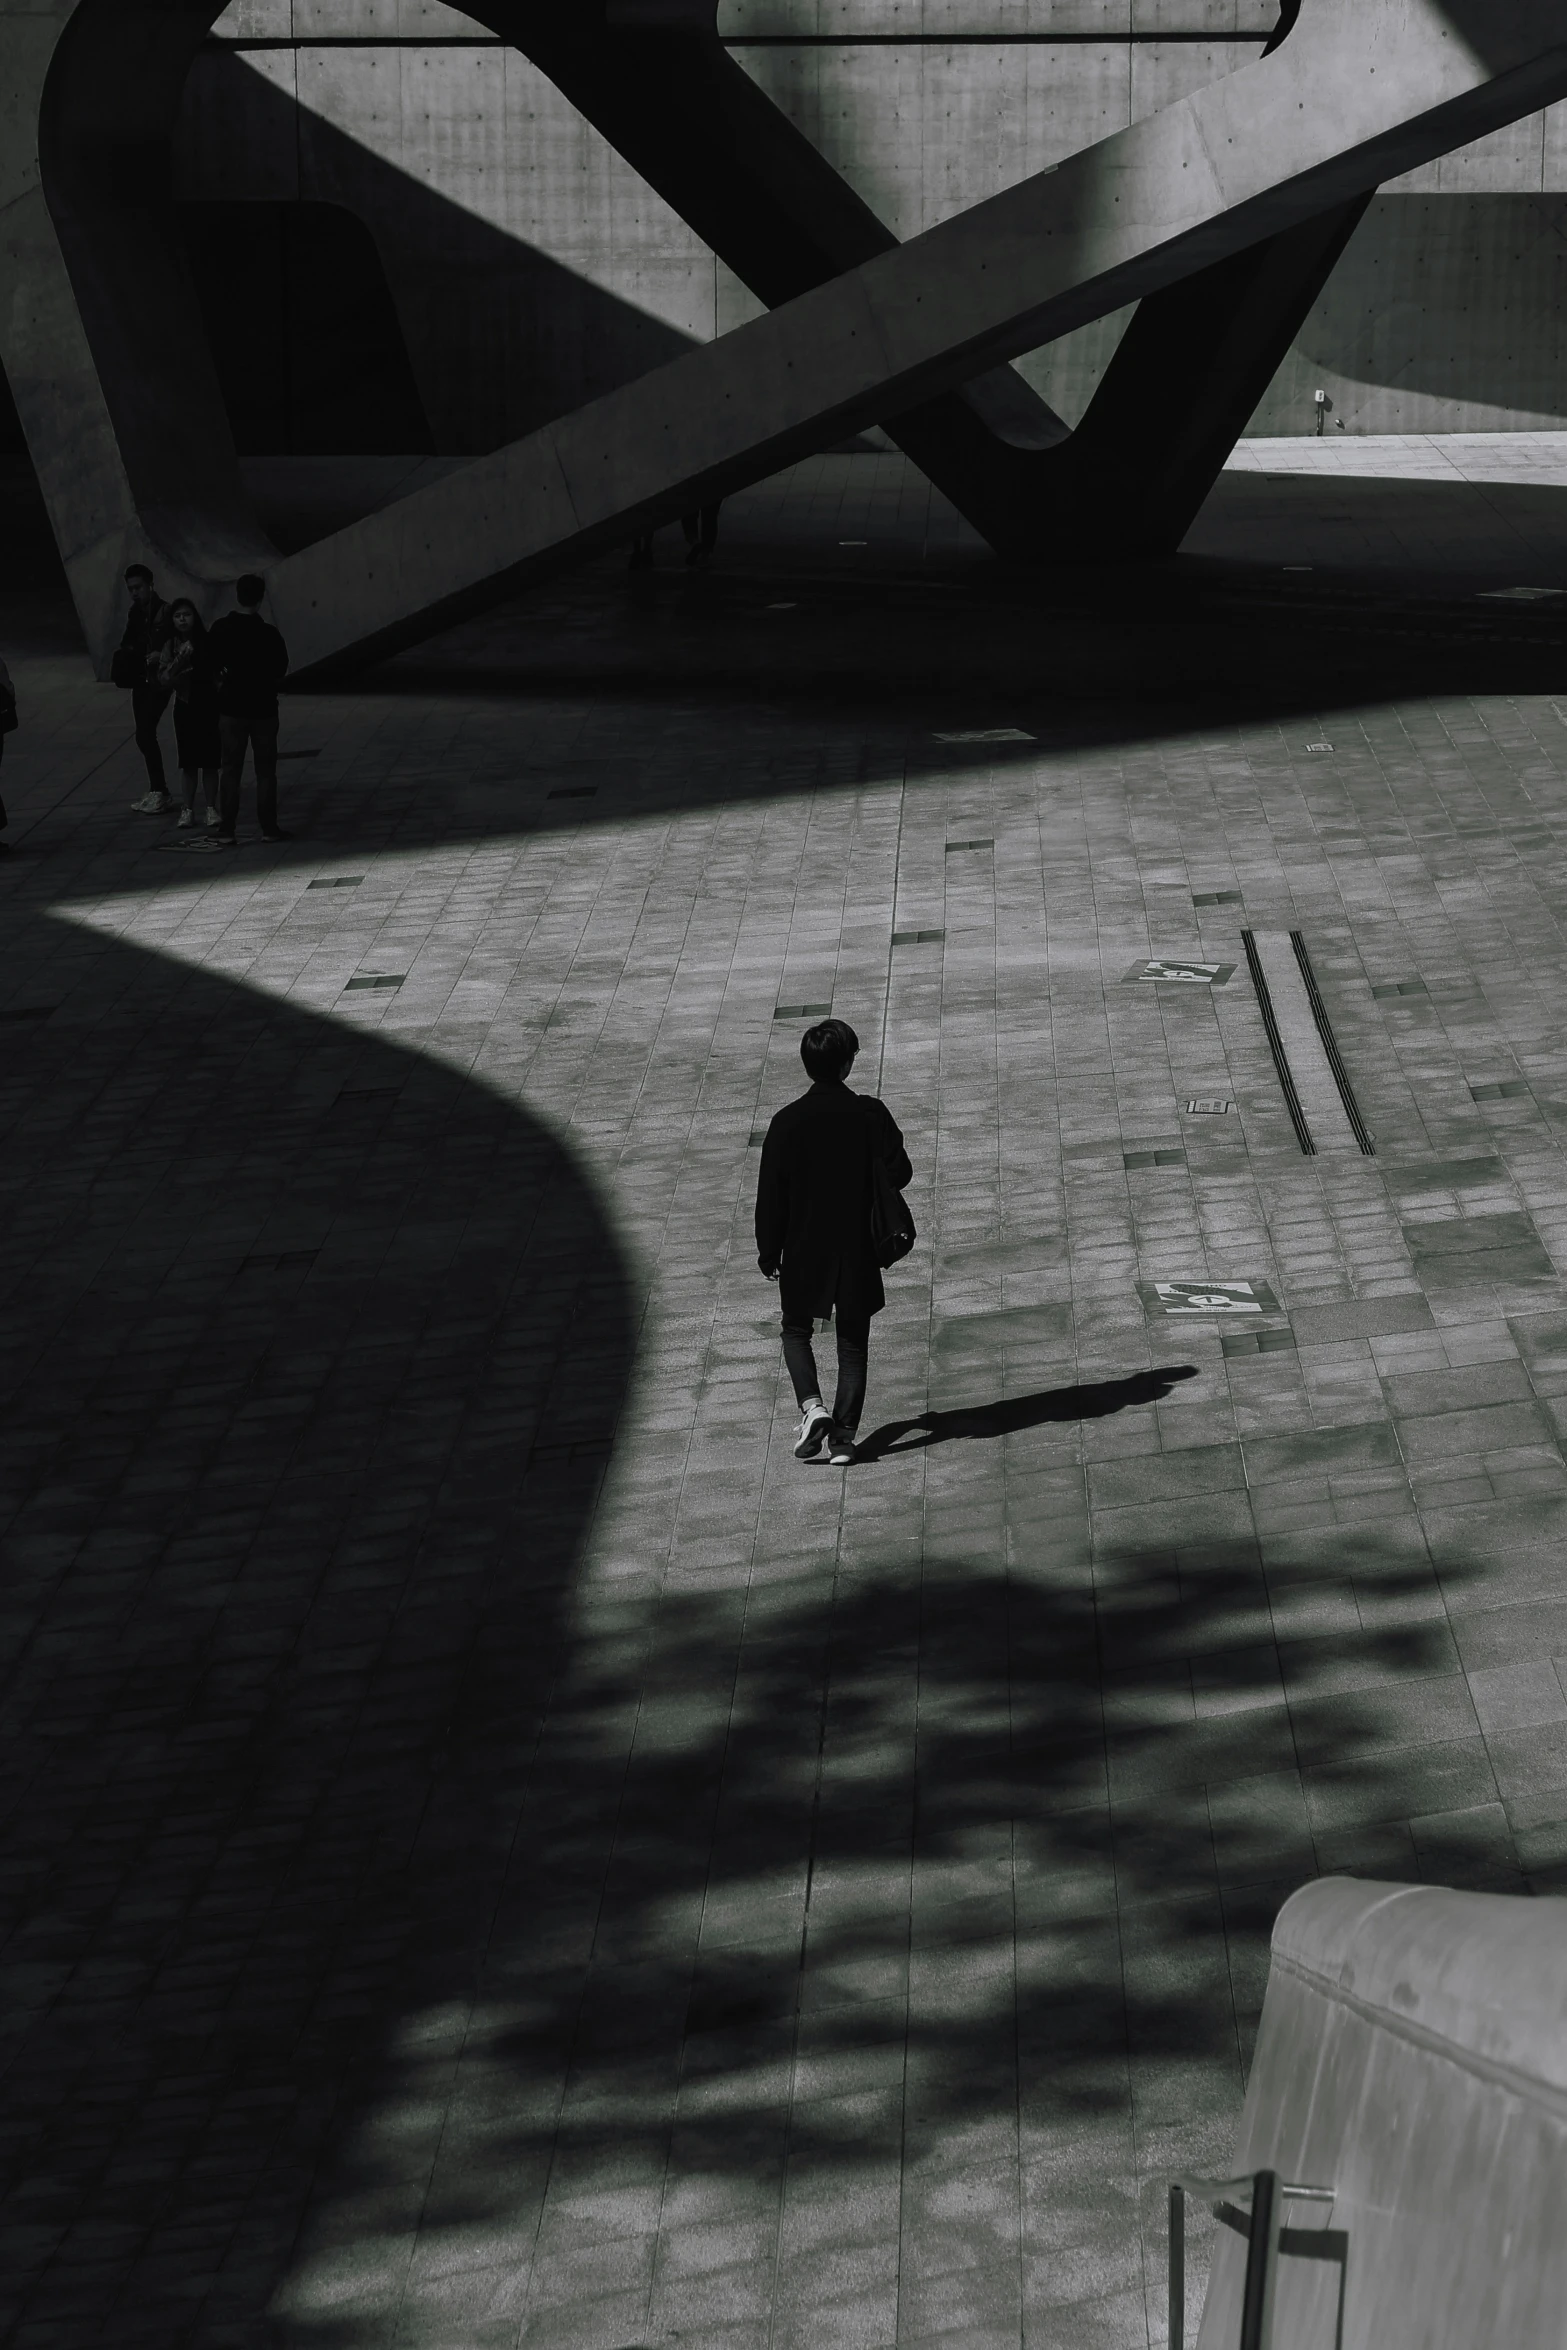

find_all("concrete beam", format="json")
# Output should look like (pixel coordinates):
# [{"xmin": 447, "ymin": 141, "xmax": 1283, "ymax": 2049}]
[
  {"xmin": 475, "ymin": 5, "xmax": 1406, "ymax": 560},
  {"xmin": 259, "ymin": 0, "xmax": 1567, "ymax": 672},
  {"xmin": 3, "ymin": 1, "xmax": 1566, "ymax": 670}
]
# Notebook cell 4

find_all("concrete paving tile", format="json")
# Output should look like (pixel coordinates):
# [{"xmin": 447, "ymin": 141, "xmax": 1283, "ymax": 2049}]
[
  {"xmin": 1397, "ymin": 1399, "xmax": 1555, "ymax": 1457},
  {"xmin": 1302, "ymin": 1735, "xmax": 1499, "ymax": 1831},
  {"xmin": 1288, "ymin": 1670, "xmax": 1480, "ymax": 1767},
  {"xmin": 1242, "ymin": 1421, "xmax": 1403, "ymax": 1484},
  {"xmin": 1479, "ymin": 1718, "xmax": 1567, "ymax": 1801}
]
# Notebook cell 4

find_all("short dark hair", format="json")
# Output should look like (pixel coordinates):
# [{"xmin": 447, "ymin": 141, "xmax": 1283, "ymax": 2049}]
[
  {"xmin": 236, "ymin": 574, "xmax": 266, "ymax": 607},
  {"xmin": 168, "ymin": 597, "xmax": 203, "ymax": 632},
  {"xmin": 124, "ymin": 563, "xmax": 152, "ymax": 585},
  {"xmin": 800, "ymin": 1018, "xmax": 859, "ymax": 1081}
]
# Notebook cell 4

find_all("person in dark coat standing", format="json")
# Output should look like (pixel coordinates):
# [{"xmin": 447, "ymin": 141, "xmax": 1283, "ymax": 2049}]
[
  {"xmin": 207, "ymin": 574, "xmax": 291, "ymax": 847},
  {"xmin": 156, "ymin": 599, "xmax": 223, "ymax": 834},
  {"xmin": 119, "ymin": 564, "xmax": 175, "ymax": 814},
  {"xmin": 755, "ymin": 1017, "xmax": 911, "ymax": 1465}
]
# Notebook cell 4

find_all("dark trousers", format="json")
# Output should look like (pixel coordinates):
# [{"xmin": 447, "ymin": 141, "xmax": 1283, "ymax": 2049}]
[
  {"xmin": 219, "ymin": 711, "xmax": 278, "ymax": 837},
  {"xmin": 132, "ymin": 684, "xmax": 170, "ymax": 792},
  {"xmin": 782, "ymin": 1307, "xmax": 870, "ymax": 1435}
]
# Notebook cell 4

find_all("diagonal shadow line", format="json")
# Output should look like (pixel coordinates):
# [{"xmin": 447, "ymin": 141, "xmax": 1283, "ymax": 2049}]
[{"xmin": 853, "ymin": 1365, "xmax": 1201, "ymax": 1462}]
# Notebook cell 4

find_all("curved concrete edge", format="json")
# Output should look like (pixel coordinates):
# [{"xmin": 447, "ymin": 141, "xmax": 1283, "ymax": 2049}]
[
  {"xmin": 0, "ymin": 0, "xmax": 276, "ymax": 665},
  {"xmin": 1196, "ymin": 1876, "xmax": 1567, "ymax": 2350},
  {"xmin": 1272, "ymin": 1874, "xmax": 1567, "ymax": 2095}
]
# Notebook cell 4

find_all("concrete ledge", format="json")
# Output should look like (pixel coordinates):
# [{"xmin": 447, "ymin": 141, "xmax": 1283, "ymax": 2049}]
[{"xmin": 1198, "ymin": 1875, "xmax": 1567, "ymax": 2350}]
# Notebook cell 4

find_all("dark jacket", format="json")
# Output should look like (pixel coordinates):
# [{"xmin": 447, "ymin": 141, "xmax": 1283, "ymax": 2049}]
[
  {"xmin": 118, "ymin": 596, "xmax": 173, "ymax": 681},
  {"xmin": 208, "ymin": 611, "xmax": 289, "ymax": 718},
  {"xmin": 156, "ymin": 632, "xmax": 217, "ymax": 708},
  {"xmin": 755, "ymin": 1081, "xmax": 912, "ymax": 1320}
]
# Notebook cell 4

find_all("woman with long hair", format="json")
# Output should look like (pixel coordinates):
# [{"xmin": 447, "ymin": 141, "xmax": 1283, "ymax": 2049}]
[{"xmin": 157, "ymin": 600, "xmax": 221, "ymax": 831}]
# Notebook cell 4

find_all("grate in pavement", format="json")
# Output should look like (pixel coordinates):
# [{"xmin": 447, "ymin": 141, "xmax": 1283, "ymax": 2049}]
[{"xmin": 1222, "ymin": 1327, "xmax": 1298, "ymax": 1358}]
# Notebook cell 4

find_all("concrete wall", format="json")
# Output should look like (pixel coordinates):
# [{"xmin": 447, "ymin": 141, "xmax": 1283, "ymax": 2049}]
[
  {"xmin": 1196, "ymin": 1877, "xmax": 1567, "ymax": 2350},
  {"xmin": 168, "ymin": 1, "xmax": 1567, "ymax": 453}
]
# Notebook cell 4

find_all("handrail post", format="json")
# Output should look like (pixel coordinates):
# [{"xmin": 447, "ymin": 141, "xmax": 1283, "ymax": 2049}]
[
  {"xmin": 1169, "ymin": 2180, "xmax": 1186, "ymax": 2350},
  {"xmin": 1239, "ymin": 2169, "xmax": 1281, "ymax": 2350}
]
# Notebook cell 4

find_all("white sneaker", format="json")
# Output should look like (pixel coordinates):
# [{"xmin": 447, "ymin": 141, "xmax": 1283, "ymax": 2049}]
[
  {"xmin": 793, "ymin": 1402, "xmax": 833, "ymax": 1461},
  {"xmin": 176, "ymin": 807, "xmax": 195, "ymax": 828},
  {"xmin": 130, "ymin": 791, "xmax": 174, "ymax": 814},
  {"xmin": 204, "ymin": 805, "xmax": 221, "ymax": 828}
]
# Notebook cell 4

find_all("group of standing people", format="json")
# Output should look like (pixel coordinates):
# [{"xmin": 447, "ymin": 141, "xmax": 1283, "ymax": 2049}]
[{"xmin": 118, "ymin": 566, "xmax": 292, "ymax": 849}]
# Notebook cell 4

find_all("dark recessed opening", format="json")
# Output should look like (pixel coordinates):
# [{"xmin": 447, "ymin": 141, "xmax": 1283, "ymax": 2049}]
[{"xmin": 178, "ymin": 200, "xmax": 434, "ymax": 455}]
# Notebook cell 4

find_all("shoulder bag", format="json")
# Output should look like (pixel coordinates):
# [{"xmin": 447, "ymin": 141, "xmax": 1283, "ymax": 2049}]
[{"xmin": 867, "ymin": 1106, "xmax": 917, "ymax": 1268}]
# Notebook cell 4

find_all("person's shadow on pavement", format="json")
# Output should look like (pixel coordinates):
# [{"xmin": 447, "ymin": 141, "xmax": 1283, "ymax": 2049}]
[{"xmin": 854, "ymin": 1364, "xmax": 1200, "ymax": 1461}]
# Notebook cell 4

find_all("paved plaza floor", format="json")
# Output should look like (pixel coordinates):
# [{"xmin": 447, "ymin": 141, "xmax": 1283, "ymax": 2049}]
[{"xmin": 5, "ymin": 438, "xmax": 1567, "ymax": 2350}]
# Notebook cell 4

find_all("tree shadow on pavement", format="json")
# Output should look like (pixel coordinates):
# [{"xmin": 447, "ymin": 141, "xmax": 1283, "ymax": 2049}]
[
  {"xmin": 0, "ymin": 919, "xmax": 1517, "ymax": 2350},
  {"xmin": 0, "ymin": 905, "xmax": 634, "ymax": 2350},
  {"xmin": 854, "ymin": 1364, "xmax": 1201, "ymax": 1460},
  {"xmin": 287, "ymin": 1523, "xmax": 1498, "ymax": 2350}
]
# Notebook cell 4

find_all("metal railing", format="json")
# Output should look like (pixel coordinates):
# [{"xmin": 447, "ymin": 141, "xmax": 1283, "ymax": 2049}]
[{"xmin": 1168, "ymin": 2170, "xmax": 1347, "ymax": 2350}]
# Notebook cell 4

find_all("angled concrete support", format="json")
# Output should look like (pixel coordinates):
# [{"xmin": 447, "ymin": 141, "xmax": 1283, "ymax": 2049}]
[
  {"xmin": 1041, "ymin": 193, "xmax": 1375, "ymax": 560},
  {"xmin": 260, "ymin": 0, "xmax": 1567, "ymax": 670},
  {"xmin": 3, "ymin": 1, "xmax": 1566, "ymax": 673},
  {"xmin": 484, "ymin": 0, "xmax": 1348, "ymax": 557}
]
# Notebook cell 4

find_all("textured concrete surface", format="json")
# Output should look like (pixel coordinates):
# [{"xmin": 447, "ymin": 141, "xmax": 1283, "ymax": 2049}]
[
  {"xmin": 6, "ymin": 446, "xmax": 1567, "ymax": 2347},
  {"xmin": 186, "ymin": 1, "xmax": 1567, "ymax": 447},
  {"xmin": 1201, "ymin": 1878, "xmax": 1567, "ymax": 2350},
  {"xmin": 12, "ymin": 0, "xmax": 1567, "ymax": 676},
  {"xmin": 199, "ymin": 1, "xmax": 1567, "ymax": 666}
]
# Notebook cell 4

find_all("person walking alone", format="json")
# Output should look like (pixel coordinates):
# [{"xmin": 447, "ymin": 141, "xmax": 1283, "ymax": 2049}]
[
  {"xmin": 118, "ymin": 564, "xmax": 175, "ymax": 814},
  {"xmin": 755, "ymin": 1017, "xmax": 911, "ymax": 1466},
  {"xmin": 157, "ymin": 600, "xmax": 223, "ymax": 836},
  {"xmin": 207, "ymin": 574, "xmax": 290, "ymax": 847}
]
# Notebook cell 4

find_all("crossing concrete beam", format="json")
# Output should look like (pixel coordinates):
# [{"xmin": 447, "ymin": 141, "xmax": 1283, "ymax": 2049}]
[
  {"xmin": 261, "ymin": 0, "xmax": 1567, "ymax": 671},
  {"xmin": 2, "ymin": 0, "xmax": 1565, "ymax": 671}
]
